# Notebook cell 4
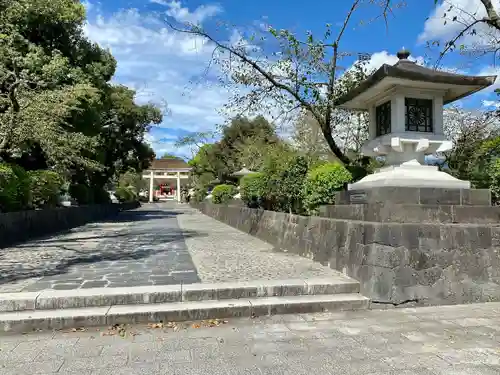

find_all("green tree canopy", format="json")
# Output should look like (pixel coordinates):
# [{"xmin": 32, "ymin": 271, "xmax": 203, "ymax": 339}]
[
  {"xmin": 188, "ymin": 115, "xmax": 281, "ymax": 189},
  {"xmin": 0, "ymin": 0, "xmax": 161, "ymax": 207},
  {"xmin": 160, "ymin": 152, "xmax": 182, "ymax": 159}
]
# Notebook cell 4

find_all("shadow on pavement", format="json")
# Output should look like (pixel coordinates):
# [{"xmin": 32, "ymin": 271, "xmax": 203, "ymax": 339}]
[
  {"xmin": 102, "ymin": 209, "xmax": 184, "ymax": 223},
  {"xmin": 0, "ymin": 229, "xmax": 206, "ymax": 285}
]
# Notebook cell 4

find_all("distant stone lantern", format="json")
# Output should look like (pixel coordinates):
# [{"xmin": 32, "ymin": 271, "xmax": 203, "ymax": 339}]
[
  {"xmin": 232, "ymin": 166, "xmax": 256, "ymax": 178},
  {"xmin": 231, "ymin": 166, "xmax": 257, "ymax": 200},
  {"xmin": 335, "ymin": 48, "xmax": 497, "ymax": 190}
]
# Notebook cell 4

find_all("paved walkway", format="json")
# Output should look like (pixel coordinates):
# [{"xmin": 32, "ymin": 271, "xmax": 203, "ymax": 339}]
[
  {"xmin": 1, "ymin": 302, "xmax": 500, "ymax": 374},
  {"xmin": 0, "ymin": 203, "xmax": 342, "ymax": 293}
]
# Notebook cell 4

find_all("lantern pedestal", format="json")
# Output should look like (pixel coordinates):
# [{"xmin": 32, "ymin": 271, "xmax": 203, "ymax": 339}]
[
  {"xmin": 348, "ymin": 163, "xmax": 470, "ymax": 190},
  {"xmin": 349, "ymin": 135, "xmax": 470, "ymax": 190}
]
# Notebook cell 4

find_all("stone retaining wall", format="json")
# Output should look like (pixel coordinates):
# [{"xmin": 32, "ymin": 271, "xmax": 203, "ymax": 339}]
[
  {"xmin": 0, "ymin": 202, "xmax": 139, "ymax": 248},
  {"xmin": 194, "ymin": 202, "xmax": 500, "ymax": 306}
]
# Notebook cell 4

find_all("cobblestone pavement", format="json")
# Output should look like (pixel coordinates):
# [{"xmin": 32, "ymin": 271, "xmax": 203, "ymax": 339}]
[
  {"xmin": 2, "ymin": 303, "xmax": 500, "ymax": 374},
  {"xmin": 177, "ymin": 208, "xmax": 342, "ymax": 283},
  {"xmin": 0, "ymin": 203, "xmax": 202, "ymax": 292},
  {"xmin": 0, "ymin": 204, "xmax": 341, "ymax": 293}
]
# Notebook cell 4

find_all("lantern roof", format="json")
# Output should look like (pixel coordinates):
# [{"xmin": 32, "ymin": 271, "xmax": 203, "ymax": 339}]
[
  {"xmin": 335, "ymin": 49, "xmax": 497, "ymax": 110},
  {"xmin": 232, "ymin": 167, "xmax": 256, "ymax": 177}
]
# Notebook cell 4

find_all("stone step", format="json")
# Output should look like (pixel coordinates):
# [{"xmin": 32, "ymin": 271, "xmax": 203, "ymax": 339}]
[
  {"xmin": 0, "ymin": 293, "xmax": 370, "ymax": 333},
  {"xmin": 0, "ymin": 277, "xmax": 359, "ymax": 312}
]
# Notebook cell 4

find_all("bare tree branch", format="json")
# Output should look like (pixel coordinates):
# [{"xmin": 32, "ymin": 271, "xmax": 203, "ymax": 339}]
[
  {"xmin": 166, "ymin": 0, "xmax": 402, "ymax": 166},
  {"xmin": 481, "ymin": 0, "xmax": 500, "ymax": 31},
  {"xmin": 435, "ymin": 19, "xmax": 483, "ymax": 67}
]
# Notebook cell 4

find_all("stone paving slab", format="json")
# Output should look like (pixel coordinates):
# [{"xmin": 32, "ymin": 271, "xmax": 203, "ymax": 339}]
[
  {"xmin": 0, "ymin": 203, "xmax": 344, "ymax": 293},
  {"xmin": 0, "ymin": 204, "xmax": 201, "ymax": 292},
  {"xmin": 1, "ymin": 303, "xmax": 500, "ymax": 374}
]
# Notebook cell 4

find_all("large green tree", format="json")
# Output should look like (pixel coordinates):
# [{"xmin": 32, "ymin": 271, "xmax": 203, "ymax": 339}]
[
  {"xmin": 188, "ymin": 115, "xmax": 281, "ymax": 190},
  {"xmin": 0, "ymin": 0, "xmax": 161, "ymax": 205}
]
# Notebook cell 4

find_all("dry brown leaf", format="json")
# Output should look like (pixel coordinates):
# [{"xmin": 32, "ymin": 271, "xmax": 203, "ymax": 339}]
[
  {"xmin": 192, "ymin": 323, "xmax": 201, "ymax": 329},
  {"xmin": 166, "ymin": 322, "xmax": 177, "ymax": 329},
  {"xmin": 71, "ymin": 328, "xmax": 86, "ymax": 332},
  {"xmin": 148, "ymin": 322, "xmax": 164, "ymax": 329},
  {"xmin": 101, "ymin": 323, "xmax": 127, "ymax": 337}
]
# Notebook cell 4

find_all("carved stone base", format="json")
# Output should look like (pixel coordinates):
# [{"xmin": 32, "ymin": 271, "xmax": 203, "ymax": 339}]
[{"xmin": 348, "ymin": 162, "xmax": 470, "ymax": 190}]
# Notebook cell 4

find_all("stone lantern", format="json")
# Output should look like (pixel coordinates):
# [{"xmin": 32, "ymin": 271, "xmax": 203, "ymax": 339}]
[
  {"xmin": 231, "ymin": 166, "xmax": 257, "ymax": 200},
  {"xmin": 232, "ymin": 167, "xmax": 256, "ymax": 178},
  {"xmin": 335, "ymin": 49, "xmax": 496, "ymax": 191}
]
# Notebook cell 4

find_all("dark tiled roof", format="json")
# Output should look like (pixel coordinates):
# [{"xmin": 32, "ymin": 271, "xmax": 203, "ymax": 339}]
[
  {"xmin": 335, "ymin": 59, "xmax": 497, "ymax": 106},
  {"xmin": 149, "ymin": 158, "xmax": 190, "ymax": 170}
]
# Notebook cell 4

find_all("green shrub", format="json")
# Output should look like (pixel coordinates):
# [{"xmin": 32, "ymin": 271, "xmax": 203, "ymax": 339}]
[
  {"xmin": 0, "ymin": 163, "xmax": 31, "ymax": 212},
  {"xmin": 261, "ymin": 152, "xmax": 309, "ymax": 213},
  {"xmin": 115, "ymin": 186, "xmax": 137, "ymax": 203},
  {"xmin": 488, "ymin": 158, "xmax": 500, "ymax": 205},
  {"xmin": 91, "ymin": 187, "xmax": 112, "ymax": 204},
  {"xmin": 303, "ymin": 163, "xmax": 352, "ymax": 214},
  {"xmin": 192, "ymin": 186, "xmax": 207, "ymax": 203},
  {"xmin": 240, "ymin": 173, "xmax": 266, "ymax": 208},
  {"xmin": 69, "ymin": 183, "xmax": 93, "ymax": 205},
  {"xmin": 211, "ymin": 184, "xmax": 237, "ymax": 204},
  {"xmin": 28, "ymin": 170, "xmax": 65, "ymax": 209}
]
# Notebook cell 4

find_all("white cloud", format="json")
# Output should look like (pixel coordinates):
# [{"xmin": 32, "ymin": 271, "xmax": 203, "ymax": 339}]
[
  {"xmin": 478, "ymin": 65, "xmax": 500, "ymax": 78},
  {"xmin": 418, "ymin": 0, "xmax": 500, "ymax": 47},
  {"xmin": 82, "ymin": 0, "xmax": 93, "ymax": 12},
  {"xmin": 362, "ymin": 50, "xmax": 425, "ymax": 72},
  {"xmin": 151, "ymin": 0, "xmax": 222, "ymax": 24},
  {"xmin": 482, "ymin": 100, "xmax": 500, "ymax": 108},
  {"xmin": 476, "ymin": 65, "xmax": 500, "ymax": 93},
  {"xmin": 83, "ymin": 1, "xmax": 231, "ymax": 158}
]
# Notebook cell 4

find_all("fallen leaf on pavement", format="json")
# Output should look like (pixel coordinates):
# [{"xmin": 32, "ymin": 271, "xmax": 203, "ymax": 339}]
[{"xmin": 101, "ymin": 324, "xmax": 127, "ymax": 337}]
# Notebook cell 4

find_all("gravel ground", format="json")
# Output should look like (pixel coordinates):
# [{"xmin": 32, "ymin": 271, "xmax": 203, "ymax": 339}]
[{"xmin": 177, "ymin": 207, "xmax": 345, "ymax": 283}]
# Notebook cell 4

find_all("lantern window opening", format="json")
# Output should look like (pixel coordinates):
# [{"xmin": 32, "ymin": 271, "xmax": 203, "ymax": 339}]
[
  {"xmin": 405, "ymin": 97, "xmax": 433, "ymax": 133},
  {"xmin": 375, "ymin": 100, "xmax": 391, "ymax": 137}
]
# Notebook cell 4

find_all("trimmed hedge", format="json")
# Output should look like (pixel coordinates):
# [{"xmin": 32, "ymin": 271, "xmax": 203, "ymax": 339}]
[
  {"xmin": 303, "ymin": 163, "xmax": 352, "ymax": 214},
  {"xmin": 240, "ymin": 173, "xmax": 266, "ymax": 208},
  {"xmin": 212, "ymin": 184, "xmax": 237, "ymax": 204},
  {"xmin": 0, "ymin": 163, "xmax": 31, "ymax": 212},
  {"xmin": 28, "ymin": 170, "xmax": 65, "ymax": 209},
  {"xmin": 115, "ymin": 186, "xmax": 138, "ymax": 203}
]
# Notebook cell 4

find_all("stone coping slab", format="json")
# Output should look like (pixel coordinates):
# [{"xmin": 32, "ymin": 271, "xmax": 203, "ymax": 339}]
[
  {"xmin": 0, "ymin": 277, "xmax": 359, "ymax": 312},
  {"xmin": 335, "ymin": 187, "xmax": 491, "ymax": 206},
  {"xmin": 319, "ymin": 203, "xmax": 500, "ymax": 224},
  {"xmin": 0, "ymin": 293, "xmax": 369, "ymax": 333}
]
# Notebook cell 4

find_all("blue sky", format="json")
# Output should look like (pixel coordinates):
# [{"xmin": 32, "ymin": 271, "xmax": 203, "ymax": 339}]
[{"xmin": 82, "ymin": 0, "xmax": 500, "ymax": 159}]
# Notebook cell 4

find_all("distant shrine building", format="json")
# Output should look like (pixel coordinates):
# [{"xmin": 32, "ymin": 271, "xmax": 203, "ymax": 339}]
[{"xmin": 142, "ymin": 158, "xmax": 191, "ymax": 202}]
